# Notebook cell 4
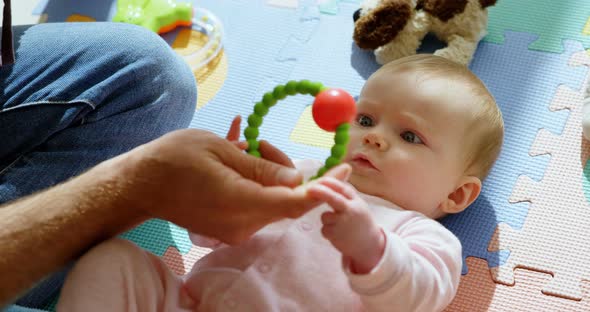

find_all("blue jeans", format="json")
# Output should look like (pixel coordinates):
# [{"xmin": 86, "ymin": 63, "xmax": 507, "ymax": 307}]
[{"xmin": 0, "ymin": 23, "xmax": 197, "ymax": 310}]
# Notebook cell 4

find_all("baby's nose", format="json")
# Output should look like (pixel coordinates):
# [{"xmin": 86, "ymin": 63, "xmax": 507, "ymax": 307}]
[{"xmin": 363, "ymin": 133, "xmax": 388, "ymax": 150}]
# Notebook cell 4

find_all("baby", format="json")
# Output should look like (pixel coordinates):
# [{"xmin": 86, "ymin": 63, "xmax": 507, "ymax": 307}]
[{"xmin": 57, "ymin": 54, "xmax": 503, "ymax": 311}]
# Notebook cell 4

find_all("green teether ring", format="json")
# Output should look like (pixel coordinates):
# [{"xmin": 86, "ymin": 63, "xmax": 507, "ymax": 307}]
[{"xmin": 244, "ymin": 80, "xmax": 357, "ymax": 180}]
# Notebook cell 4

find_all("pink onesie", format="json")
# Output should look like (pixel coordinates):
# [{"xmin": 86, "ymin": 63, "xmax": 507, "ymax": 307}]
[{"xmin": 57, "ymin": 159, "xmax": 462, "ymax": 312}]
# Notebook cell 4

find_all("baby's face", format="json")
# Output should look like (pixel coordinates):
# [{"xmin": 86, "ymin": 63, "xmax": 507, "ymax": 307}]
[{"xmin": 344, "ymin": 70, "xmax": 474, "ymax": 218}]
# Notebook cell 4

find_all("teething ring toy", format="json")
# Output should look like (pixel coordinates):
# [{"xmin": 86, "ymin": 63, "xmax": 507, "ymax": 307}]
[
  {"xmin": 185, "ymin": 7, "xmax": 224, "ymax": 71},
  {"xmin": 113, "ymin": 1, "xmax": 224, "ymax": 72},
  {"xmin": 244, "ymin": 80, "xmax": 357, "ymax": 179}
]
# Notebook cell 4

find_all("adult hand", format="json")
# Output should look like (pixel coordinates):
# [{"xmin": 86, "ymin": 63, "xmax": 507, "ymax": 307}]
[
  {"xmin": 224, "ymin": 115, "xmax": 294, "ymax": 169},
  {"xmin": 111, "ymin": 126, "xmax": 351, "ymax": 244},
  {"xmin": 0, "ymin": 122, "xmax": 352, "ymax": 306}
]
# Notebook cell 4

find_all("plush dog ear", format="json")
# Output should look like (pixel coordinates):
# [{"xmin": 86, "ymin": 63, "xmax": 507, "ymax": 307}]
[
  {"xmin": 478, "ymin": 0, "xmax": 497, "ymax": 8},
  {"xmin": 353, "ymin": 8, "xmax": 362, "ymax": 22},
  {"xmin": 416, "ymin": 0, "xmax": 468, "ymax": 22},
  {"xmin": 353, "ymin": 0, "xmax": 412, "ymax": 50}
]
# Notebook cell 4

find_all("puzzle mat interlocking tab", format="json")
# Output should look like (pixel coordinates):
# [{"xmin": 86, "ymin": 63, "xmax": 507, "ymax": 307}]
[
  {"xmin": 486, "ymin": 50, "xmax": 590, "ymax": 301},
  {"xmin": 485, "ymin": 0, "xmax": 590, "ymax": 53},
  {"xmin": 445, "ymin": 258, "xmax": 590, "ymax": 312},
  {"xmin": 445, "ymin": 51, "xmax": 590, "ymax": 310},
  {"xmin": 441, "ymin": 33, "xmax": 588, "ymax": 271}
]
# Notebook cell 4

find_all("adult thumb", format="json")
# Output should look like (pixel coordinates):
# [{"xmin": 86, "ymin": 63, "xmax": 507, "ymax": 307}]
[{"xmin": 226, "ymin": 148, "xmax": 303, "ymax": 187}]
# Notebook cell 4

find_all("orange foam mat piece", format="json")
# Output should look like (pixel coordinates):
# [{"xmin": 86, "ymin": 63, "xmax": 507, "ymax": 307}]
[
  {"xmin": 446, "ymin": 257, "xmax": 590, "ymax": 311},
  {"xmin": 162, "ymin": 245, "xmax": 212, "ymax": 276}
]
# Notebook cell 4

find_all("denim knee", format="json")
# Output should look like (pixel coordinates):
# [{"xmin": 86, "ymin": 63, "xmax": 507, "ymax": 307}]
[
  {"xmin": 99, "ymin": 23, "xmax": 197, "ymax": 120},
  {"xmin": 48, "ymin": 22, "xmax": 199, "ymax": 128}
]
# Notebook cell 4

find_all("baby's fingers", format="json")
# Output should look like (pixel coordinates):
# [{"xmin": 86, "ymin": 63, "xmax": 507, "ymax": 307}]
[
  {"xmin": 321, "ymin": 224, "xmax": 336, "ymax": 241},
  {"xmin": 308, "ymin": 183, "xmax": 349, "ymax": 213},
  {"xmin": 317, "ymin": 177, "xmax": 356, "ymax": 200},
  {"xmin": 321, "ymin": 211, "xmax": 339, "ymax": 226}
]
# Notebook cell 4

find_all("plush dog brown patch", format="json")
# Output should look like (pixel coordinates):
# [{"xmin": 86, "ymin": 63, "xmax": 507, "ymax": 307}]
[
  {"xmin": 416, "ymin": 0, "xmax": 468, "ymax": 22},
  {"xmin": 353, "ymin": 0, "xmax": 412, "ymax": 50}
]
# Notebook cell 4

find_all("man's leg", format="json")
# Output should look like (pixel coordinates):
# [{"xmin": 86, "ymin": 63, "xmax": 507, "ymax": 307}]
[{"xmin": 0, "ymin": 22, "xmax": 197, "ymax": 308}]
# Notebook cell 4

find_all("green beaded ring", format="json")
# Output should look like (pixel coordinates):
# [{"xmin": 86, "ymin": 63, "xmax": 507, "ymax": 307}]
[{"xmin": 244, "ymin": 80, "xmax": 357, "ymax": 180}]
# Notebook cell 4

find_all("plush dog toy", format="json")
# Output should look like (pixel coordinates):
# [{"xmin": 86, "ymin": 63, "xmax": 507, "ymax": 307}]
[{"xmin": 353, "ymin": 0, "xmax": 497, "ymax": 65}]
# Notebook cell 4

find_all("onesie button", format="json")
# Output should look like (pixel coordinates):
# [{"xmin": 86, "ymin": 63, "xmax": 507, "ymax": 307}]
[
  {"xmin": 259, "ymin": 262, "xmax": 271, "ymax": 273},
  {"xmin": 299, "ymin": 221, "xmax": 312, "ymax": 231},
  {"xmin": 225, "ymin": 298, "xmax": 237, "ymax": 309}
]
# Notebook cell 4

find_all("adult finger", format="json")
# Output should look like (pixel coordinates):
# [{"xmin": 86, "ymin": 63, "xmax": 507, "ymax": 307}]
[
  {"xmin": 226, "ymin": 116, "xmax": 242, "ymax": 141},
  {"xmin": 258, "ymin": 140, "xmax": 295, "ymax": 168},
  {"xmin": 226, "ymin": 175, "xmax": 320, "ymax": 221},
  {"xmin": 219, "ymin": 145, "xmax": 303, "ymax": 187},
  {"xmin": 233, "ymin": 141, "xmax": 248, "ymax": 150}
]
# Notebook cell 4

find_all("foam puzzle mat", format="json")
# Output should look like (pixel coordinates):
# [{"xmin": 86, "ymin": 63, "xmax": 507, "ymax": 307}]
[{"xmin": 12, "ymin": 0, "xmax": 590, "ymax": 311}]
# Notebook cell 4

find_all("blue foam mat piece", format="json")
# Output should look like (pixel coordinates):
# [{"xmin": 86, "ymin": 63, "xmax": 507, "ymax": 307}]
[
  {"xmin": 442, "ymin": 33, "xmax": 588, "ymax": 273},
  {"xmin": 190, "ymin": 0, "xmax": 379, "ymax": 161},
  {"xmin": 119, "ymin": 219, "xmax": 192, "ymax": 256},
  {"xmin": 33, "ymin": 0, "xmax": 117, "ymax": 22},
  {"xmin": 190, "ymin": 1, "xmax": 590, "ymax": 274}
]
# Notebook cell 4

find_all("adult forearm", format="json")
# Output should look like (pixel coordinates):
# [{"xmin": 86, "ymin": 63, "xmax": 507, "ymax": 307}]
[{"xmin": 0, "ymin": 158, "xmax": 146, "ymax": 306}]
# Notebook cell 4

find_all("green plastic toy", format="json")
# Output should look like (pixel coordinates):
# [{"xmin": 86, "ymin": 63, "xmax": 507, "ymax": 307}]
[
  {"xmin": 113, "ymin": 0, "xmax": 193, "ymax": 34},
  {"xmin": 113, "ymin": 1, "xmax": 224, "ymax": 71},
  {"xmin": 244, "ymin": 80, "xmax": 357, "ymax": 180}
]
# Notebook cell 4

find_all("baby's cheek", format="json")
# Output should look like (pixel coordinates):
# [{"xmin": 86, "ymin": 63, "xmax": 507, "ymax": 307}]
[{"xmin": 398, "ymin": 166, "xmax": 442, "ymax": 210}]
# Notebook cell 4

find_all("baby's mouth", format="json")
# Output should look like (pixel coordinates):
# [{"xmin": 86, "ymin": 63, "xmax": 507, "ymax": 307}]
[{"xmin": 351, "ymin": 154, "xmax": 378, "ymax": 171}]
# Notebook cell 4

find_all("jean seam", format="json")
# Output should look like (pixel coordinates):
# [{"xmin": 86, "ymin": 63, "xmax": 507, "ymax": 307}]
[
  {"xmin": 0, "ymin": 152, "xmax": 26, "ymax": 176},
  {"xmin": 0, "ymin": 99, "xmax": 97, "ymax": 114},
  {"xmin": 0, "ymin": 99, "xmax": 98, "ymax": 175}
]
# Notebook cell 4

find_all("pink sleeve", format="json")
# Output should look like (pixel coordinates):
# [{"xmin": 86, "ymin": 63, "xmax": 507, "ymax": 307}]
[{"xmin": 344, "ymin": 214, "xmax": 462, "ymax": 312}]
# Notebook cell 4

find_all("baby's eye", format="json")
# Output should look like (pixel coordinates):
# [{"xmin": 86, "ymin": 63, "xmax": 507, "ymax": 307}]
[
  {"xmin": 401, "ymin": 131, "xmax": 423, "ymax": 144},
  {"xmin": 356, "ymin": 114, "xmax": 374, "ymax": 127}
]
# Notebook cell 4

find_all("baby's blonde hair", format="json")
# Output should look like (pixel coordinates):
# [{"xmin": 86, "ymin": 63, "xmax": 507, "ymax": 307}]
[{"xmin": 376, "ymin": 54, "xmax": 504, "ymax": 180}]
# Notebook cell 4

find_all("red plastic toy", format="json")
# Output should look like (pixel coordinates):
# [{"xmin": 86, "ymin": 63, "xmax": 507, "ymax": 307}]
[{"xmin": 312, "ymin": 88, "xmax": 357, "ymax": 132}]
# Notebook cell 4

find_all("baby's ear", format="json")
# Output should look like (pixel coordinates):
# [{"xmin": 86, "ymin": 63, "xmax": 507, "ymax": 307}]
[{"xmin": 439, "ymin": 176, "xmax": 482, "ymax": 214}]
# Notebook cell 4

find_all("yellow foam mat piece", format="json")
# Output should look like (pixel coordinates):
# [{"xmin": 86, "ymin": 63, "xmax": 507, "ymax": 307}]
[
  {"xmin": 172, "ymin": 28, "xmax": 227, "ymax": 110},
  {"xmin": 290, "ymin": 105, "xmax": 333, "ymax": 149},
  {"xmin": 584, "ymin": 16, "xmax": 590, "ymax": 36}
]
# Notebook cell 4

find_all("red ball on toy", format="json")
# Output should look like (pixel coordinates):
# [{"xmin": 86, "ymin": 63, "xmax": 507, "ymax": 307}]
[{"xmin": 312, "ymin": 88, "xmax": 357, "ymax": 132}]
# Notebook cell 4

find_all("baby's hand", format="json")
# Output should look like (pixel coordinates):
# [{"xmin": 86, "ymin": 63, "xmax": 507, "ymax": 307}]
[{"xmin": 308, "ymin": 177, "xmax": 385, "ymax": 274}]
